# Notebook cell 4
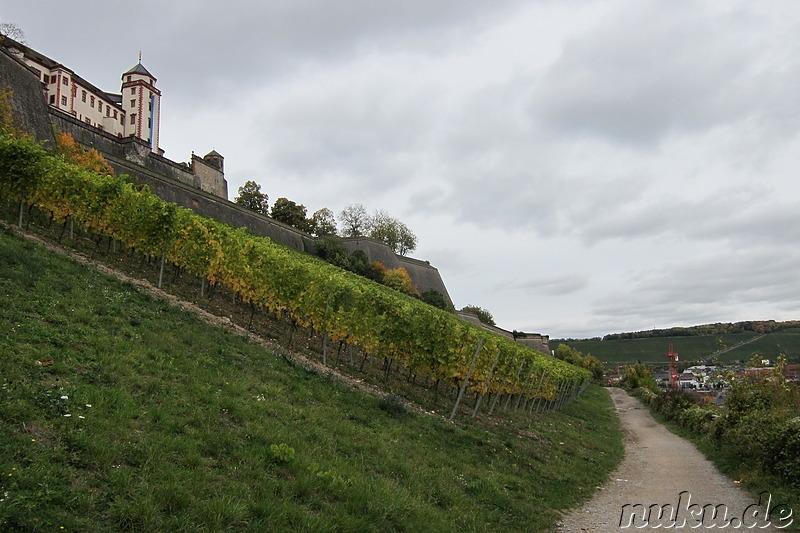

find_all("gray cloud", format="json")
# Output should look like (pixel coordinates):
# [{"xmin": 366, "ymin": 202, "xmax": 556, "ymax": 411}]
[
  {"xmin": 495, "ymin": 273, "xmax": 590, "ymax": 297},
  {"xmin": 593, "ymin": 246, "xmax": 800, "ymax": 327},
  {"xmin": 529, "ymin": 1, "xmax": 787, "ymax": 145},
  {"xmin": 7, "ymin": 0, "xmax": 800, "ymax": 338}
]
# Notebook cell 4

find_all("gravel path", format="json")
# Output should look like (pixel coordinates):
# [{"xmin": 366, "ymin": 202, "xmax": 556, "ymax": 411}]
[{"xmin": 558, "ymin": 388, "xmax": 792, "ymax": 531}]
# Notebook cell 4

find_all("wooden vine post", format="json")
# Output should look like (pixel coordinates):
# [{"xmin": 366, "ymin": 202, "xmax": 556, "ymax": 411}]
[
  {"xmin": 529, "ymin": 368, "xmax": 548, "ymax": 413},
  {"xmin": 504, "ymin": 360, "xmax": 526, "ymax": 409},
  {"xmin": 514, "ymin": 368, "xmax": 535, "ymax": 410},
  {"xmin": 322, "ymin": 292, "xmax": 330, "ymax": 366},
  {"xmin": 471, "ymin": 350, "xmax": 501, "ymax": 418},
  {"xmin": 449, "ymin": 338, "xmax": 484, "ymax": 421},
  {"xmin": 157, "ymin": 237, "xmax": 168, "ymax": 289},
  {"xmin": 488, "ymin": 355, "xmax": 517, "ymax": 415}
]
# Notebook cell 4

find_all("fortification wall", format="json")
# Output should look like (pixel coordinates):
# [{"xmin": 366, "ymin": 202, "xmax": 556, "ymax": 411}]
[
  {"xmin": 456, "ymin": 312, "xmax": 551, "ymax": 354},
  {"xmin": 48, "ymin": 109, "xmax": 228, "ymax": 199},
  {"xmin": 0, "ymin": 45, "xmax": 55, "ymax": 144},
  {"xmin": 48, "ymin": 107, "xmax": 127, "ymax": 158},
  {"xmin": 102, "ymin": 156, "xmax": 311, "ymax": 252},
  {"xmin": 340, "ymin": 237, "xmax": 452, "ymax": 303}
]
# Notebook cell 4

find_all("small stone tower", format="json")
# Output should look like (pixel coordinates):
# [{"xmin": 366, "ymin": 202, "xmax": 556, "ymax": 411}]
[
  {"xmin": 203, "ymin": 150, "xmax": 224, "ymax": 172},
  {"xmin": 190, "ymin": 149, "xmax": 228, "ymax": 199}
]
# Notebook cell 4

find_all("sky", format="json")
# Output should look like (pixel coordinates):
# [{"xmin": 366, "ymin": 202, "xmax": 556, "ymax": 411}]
[{"xmin": 4, "ymin": 1, "xmax": 800, "ymax": 339}]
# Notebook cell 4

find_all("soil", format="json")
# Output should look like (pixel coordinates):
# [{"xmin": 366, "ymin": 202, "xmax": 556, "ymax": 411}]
[{"xmin": 557, "ymin": 388, "xmax": 791, "ymax": 531}]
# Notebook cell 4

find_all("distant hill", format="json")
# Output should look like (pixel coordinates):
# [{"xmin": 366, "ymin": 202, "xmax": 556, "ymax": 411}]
[{"xmin": 552, "ymin": 321, "xmax": 800, "ymax": 366}]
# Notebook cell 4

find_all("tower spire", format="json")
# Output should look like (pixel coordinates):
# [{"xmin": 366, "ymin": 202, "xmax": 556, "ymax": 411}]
[{"xmin": 138, "ymin": 50, "xmax": 142, "ymax": 63}]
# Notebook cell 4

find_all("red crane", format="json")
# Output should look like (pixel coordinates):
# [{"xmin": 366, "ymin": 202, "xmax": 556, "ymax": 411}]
[{"xmin": 667, "ymin": 344, "xmax": 679, "ymax": 390}]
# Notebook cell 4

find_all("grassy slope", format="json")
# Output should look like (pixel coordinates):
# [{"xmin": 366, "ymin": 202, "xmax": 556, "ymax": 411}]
[
  {"xmin": 558, "ymin": 332, "xmax": 800, "ymax": 365},
  {"xmin": 0, "ymin": 225, "xmax": 623, "ymax": 532}
]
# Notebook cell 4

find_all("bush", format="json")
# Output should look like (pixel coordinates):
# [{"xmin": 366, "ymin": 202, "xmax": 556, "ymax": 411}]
[
  {"xmin": 269, "ymin": 443, "xmax": 296, "ymax": 464},
  {"xmin": 363, "ymin": 261, "xmax": 386, "ymax": 284},
  {"xmin": 348, "ymin": 250, "xmax": 369, "ymax": 275},
  {"xmin": 382, "ymin": 267, "xmax": 418, "ymax": 297},
  {"xmin": 766, "ymin": 416, "xmax": 800, "ymax": 486},
  {"xmin": 378, "ymin": 395, "xmax": 408, "ymax": 417},
  {"xmin": 622, "ymin": 363, "xmax": 658, "ymax": 393},
  {"xmin": 421, "ymin": 289, "xmax": 451, "ymax": 311},
  {"xmin": 712, "ymin": 379, "xmax": 800, "ymax": 488},
  {"xmin": 314, "ymin": 236, "xmax": 351, "ymax": 269}
]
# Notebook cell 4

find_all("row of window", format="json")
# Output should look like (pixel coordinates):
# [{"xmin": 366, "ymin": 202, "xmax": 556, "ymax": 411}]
[
  {"xmin": 43, "ymin": 73, "xmax": 70, "ymax": 86},
  {"xmin": 43, "ymin": 74, "xmax": 148, "ymax": 118},
  {"xmin": 40, "ymin": 71, "xmax": 156, "ymax": 136}
]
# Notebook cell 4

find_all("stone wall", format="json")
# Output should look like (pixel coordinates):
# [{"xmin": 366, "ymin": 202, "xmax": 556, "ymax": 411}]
[
  {"xmin": 457, "ymin": 312, "xmax": 551, "ymax": 354},
  {"xmin": 101, "ymin": 156, "xmax": 311, "ymax": 253},
  {"xmin": 0, "ymin": 45, "xmax": 55, "ymax": 144},
  {"xmin": 48, "ymin": 109, "xmax": 228, "ymax": 199},
  {"xmin": 340, "ymin": 237, "xmax": 452, "ymax": 304}
]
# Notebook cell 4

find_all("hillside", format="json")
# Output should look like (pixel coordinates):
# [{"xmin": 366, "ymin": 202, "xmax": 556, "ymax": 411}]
[
  {"xmin": 0, "ymin": 224, "xmax": 624, "ymax": 531},
  {"xmin": 555, "ymin": 329, "xmax": 800, "ymax": 366}
]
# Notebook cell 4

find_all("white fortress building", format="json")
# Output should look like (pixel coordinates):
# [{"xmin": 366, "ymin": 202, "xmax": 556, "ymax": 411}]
[
  {"xmin": 5, "ymin": 41, "xmax": 163, "ymax": 154},
  {"xmin": 1, "ymin": 36, "xmax": 228, "ymax": 199}
]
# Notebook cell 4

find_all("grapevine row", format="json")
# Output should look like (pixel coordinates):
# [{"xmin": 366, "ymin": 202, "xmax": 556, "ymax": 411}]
[{"xmin": 0, "ymin": 134, "xmax": 591, "ymax": 414}]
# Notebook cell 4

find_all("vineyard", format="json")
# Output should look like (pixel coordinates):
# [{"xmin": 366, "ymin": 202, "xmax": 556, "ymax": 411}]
[{"xmin": 0, "ymin": 132, "xmax": 590, "ymax": 421}]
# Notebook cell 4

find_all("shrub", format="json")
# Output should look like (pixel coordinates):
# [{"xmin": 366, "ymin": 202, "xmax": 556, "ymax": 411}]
[
  {"xmin": 314, "ymin": 236, "xmax": 351, "ymax": 269},
  {"xmin": 378, "ymin": 394, "xmax": 408, "ymax": 417},
  {"xmin": 348, "ymin": 250, "xmax": 369, "ymax": 275},
  {"xmin": 269, "ymin": 443, "xmax": 296, "ymax": 464},
  {"xmin": 622, "ymin": 363, "xmax": 658, "ymax": 393},
  {"xmin": 382, "ymin": 267, "xmax": 418, "ymax": 297},
  {"xmin": 421, "ymin": 289, "xmax": 451, "ymax": 311},
  {"xmin": 363, "ymin": 261, "xmax": 386, "ymax": 284},
  {"xmin": 712, "ymin": 379, "xmax": 800, "ymax": 487}
]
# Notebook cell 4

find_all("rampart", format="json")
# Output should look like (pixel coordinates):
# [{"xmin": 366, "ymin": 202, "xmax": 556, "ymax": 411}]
[
  {"xmin": 457, "ymin": 312, "xmax": 551, "ymax": 354},
  {"xmin": 0, "ymin": 43, "xmax": 55, "ymax": 144},
  {"xmin": 340, "ymin": 237, "xmax": 452, "ymax": 306}
]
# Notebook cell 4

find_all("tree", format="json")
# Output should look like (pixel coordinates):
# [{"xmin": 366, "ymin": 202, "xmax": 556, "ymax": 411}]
[
  {"xmin": 459, "ymin": 305, "xmax": 495, "ymax": 326},
  {"xmin": 0, "ymin": 22, "xmax": 25, "ymax": 43},
  {"xmin": 383, "ymin": 267, "xmax": 418, "ymax": 296},
  {"xmin": 554, "ymin": 344, "xmax": 605, "ymax": 381},
  {"xmin": 55, "ymin": 132, "xmax": 114, "ymax": 176},
  {"xmin": 622, "ymin": 363, "xmax": 658, "ymax": 393},
  {"xmin": 363, "ymin": 261, "xmax": 386, "ymax": 284},
  {"xmin": 314, "ymin": 235, "xmax": 350, "ymax": 269},
  {"xmin": 309, "ymin": 207, "xmax": 337, "ymax": 237},
  {"xmin": 271, "ymin": 197, "xmax": 309, "ymax": 231},
  {"xmin": 338, "ymin": 203, "xmax": 368, "ymax": 237},
  {"xmin": 0, "ymin": 86, "xmax": 23, "ymax": 138},
  {"xmin": 366, "ymin": 209, "xmax": 417, "ymax": 255},
  {"xmin": 234, "ymin": 180, "xmax": 269, "ymax": 215},
  {"xmin": 348, "ymin": 250, "xmax": 369, "ymax": 275},
  {"xmin": 421, "ymin": 289, "xmax": 452, "ymax": 311}
]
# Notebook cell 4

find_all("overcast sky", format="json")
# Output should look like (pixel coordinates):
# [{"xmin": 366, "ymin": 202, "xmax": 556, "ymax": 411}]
[{"xmin": 4, "ymin": 1, "xmax": 800, "ymax": 339}]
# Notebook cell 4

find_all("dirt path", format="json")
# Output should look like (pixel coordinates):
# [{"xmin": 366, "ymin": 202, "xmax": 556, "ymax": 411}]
[{"xmin": 558, "ymin": 388, "xmax": 792, "ymax": 531}]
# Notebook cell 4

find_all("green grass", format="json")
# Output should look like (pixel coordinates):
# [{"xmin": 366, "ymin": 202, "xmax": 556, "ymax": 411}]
[
  {"xmin": 0, "ymin": 224, "xmax": 623, "ymax": 532},
  {"xmin": 558, "ymin": 331, "xmax": 800, "ymax": 366}
]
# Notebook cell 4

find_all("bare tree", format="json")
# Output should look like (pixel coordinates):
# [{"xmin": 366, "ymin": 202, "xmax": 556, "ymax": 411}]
[
  {"xmin": 338, "ymin": 203, "xmax": 369, "ymax": 237},
  {"xmin": 0, "ymin": 22, "xmax": 25, "ymax": 43}
]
